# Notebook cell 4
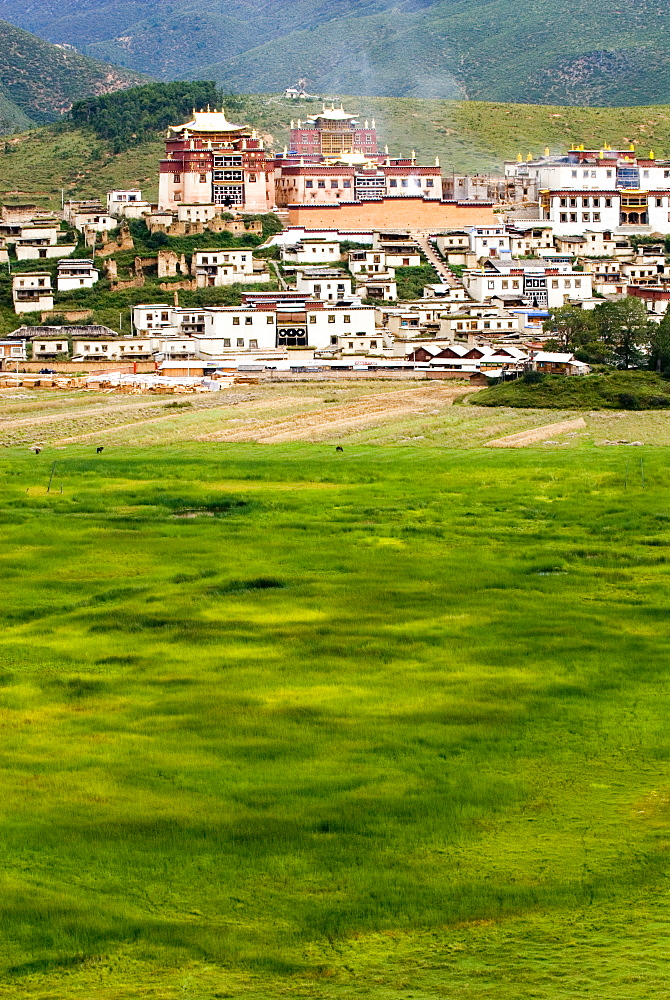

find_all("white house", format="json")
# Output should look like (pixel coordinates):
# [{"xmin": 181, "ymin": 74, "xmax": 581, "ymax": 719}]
[
  {"xmin": 15, "ymin": 243, "xmax": 77, "ymax": 261},
  {"xmin": 468, "ymin": 225, "xmax": 511, "ymax": 259},
  {"xmin": 57, "ymin": 259, "xmax": 99, "ymax": 291},
  {"xmin": 12, "ymin": 273, "xmax": 53, "ymax": 314},
  {"xmin": 463, "ymin": 260, "xmax": 592, "ymax": 308},
  {"xmin": 192, "ymin": 248, "xmax": 269, "ymax": 287},
  {"xmin": 107, "ymin": 190, "xmax": 151, "ymax": 218},
  {"xmin": 281, "ymin": 240, "xmax": 341, "ymax": 264},
  {"xmin": 294, "ymin": 268, "xmax": 353, "ymax": 300},
  {"xmin": 133, "ymin": 301, "xmax": 376, "ymax": 352},
  {"xmin": 177, "ymin": 204, "xmax": 220, "ymax": 223},
  {"xmin": 348, "ymin": 249, "xmax": 396, "ymax": 276}
]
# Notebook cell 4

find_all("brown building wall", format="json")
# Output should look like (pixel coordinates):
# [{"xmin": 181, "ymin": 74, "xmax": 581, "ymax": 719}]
[{"xmin": 288, "ymin": 199, "xmax": 498, "ymax": 229}]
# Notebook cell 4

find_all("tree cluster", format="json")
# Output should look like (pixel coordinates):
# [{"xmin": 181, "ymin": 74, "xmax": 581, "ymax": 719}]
[
  {"xmin": 543, "ymin": 297, "xmax": 670, "ymax": 371},
  {"xmin": 70, "ymin": 82, "xmax": 227, "ymax": 153}
]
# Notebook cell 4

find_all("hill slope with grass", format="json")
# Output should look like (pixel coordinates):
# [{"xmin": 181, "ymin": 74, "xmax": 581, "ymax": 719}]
[
  {"xmin": 0, "ymin": 19, "xmax": 146, "ymax": 129},
  {"xmin": 2, "ymin": 0, "xmax": 670, "ymax": 106},
  {"xmin": 471, "ymin": 372, "xmax": 670, "ymax": 410},
  {"xmin": 5, "ymin": 90, "xmax": 670, "ymax": 209}
]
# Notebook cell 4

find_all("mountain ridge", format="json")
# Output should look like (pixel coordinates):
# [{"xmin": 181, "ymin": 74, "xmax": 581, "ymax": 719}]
[
  {"xmin": 0, "ymin": 18, "xmax": 146, "ymax": 129},
  {"xmin": 0, "ymin": 0, "xmax": 669, "ymax": 106}
]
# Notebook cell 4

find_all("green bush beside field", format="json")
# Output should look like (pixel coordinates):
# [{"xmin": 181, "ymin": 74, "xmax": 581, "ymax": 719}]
[{"xmin": 472, "ymin": 370, "xmax": 670, "ymax": 409}]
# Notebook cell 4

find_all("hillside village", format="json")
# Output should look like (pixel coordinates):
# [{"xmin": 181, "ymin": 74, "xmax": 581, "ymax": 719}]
[{"xmin": 2, "ymin": 102, "xmax": 670, "ymax": 391}]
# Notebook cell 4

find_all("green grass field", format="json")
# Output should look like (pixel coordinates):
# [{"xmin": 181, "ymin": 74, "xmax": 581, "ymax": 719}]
[{"xmin": 0, "ymin": 431, "xmax": 670, "ymax": 998}]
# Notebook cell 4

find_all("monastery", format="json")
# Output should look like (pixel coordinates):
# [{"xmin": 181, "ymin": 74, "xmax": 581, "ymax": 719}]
[{"xmin": 158, "ymin": 104, "xmax": 496, "ymax": 229}]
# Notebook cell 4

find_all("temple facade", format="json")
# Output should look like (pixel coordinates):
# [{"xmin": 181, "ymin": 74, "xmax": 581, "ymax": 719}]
[{"xmin": 158, "ymin": 109, "xmax": 275, "ymax": 212}]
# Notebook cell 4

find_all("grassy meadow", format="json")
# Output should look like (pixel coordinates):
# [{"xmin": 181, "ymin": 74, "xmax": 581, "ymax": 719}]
[{"xmin": 0, "ymin": 434, "xmax": 669, "ymax": 997}]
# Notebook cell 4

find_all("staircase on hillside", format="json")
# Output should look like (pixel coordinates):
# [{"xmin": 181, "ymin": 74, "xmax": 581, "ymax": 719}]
[{"xmin": 409, "ymin": 231, "xmax": 462, "ymax": 289}]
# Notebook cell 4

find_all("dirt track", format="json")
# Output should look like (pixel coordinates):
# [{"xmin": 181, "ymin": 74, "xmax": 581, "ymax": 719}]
[
  {"xmin": 201, "ymin": 386, "xmax": 473, "ymax": 443},
  {"xmin": 485, "ymin": 417, "xmax": 587, "ymax": 448}
]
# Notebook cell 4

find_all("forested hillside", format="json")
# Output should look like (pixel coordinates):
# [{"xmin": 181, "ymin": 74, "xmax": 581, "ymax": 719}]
[
  {"xmin": 4, "ymin": 86, "xmax": 670, "ymax": 210},
  {"xmin": 1, "ymin": 0, "xmax": 670, "ymax": 106},
  {"xmin": 0, "ymin": 19, "xmax": 145, "ymax": 129}
]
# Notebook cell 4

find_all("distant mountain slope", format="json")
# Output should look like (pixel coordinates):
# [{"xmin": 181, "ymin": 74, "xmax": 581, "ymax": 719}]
[
  {"xmin": 0, "ymin": 19, "xmax": 146, "ymax": 128},
  {"xmin": 1, "ymin": 0, "xmax": 670, "ymax": 106},
  {"xmin": 3, "ymin": 91, "xmax": 670, "ymax": 211},
  {"xmin": 0, "ymin": 85, "xmax": 35, "ymax": 134}
]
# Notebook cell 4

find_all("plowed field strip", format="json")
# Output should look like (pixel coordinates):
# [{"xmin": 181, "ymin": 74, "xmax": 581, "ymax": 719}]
[
  {"xmin": 202, "ymin": 387, "xmax": 471, "ymax": 443},
  {"xmin": 485, "ymin": 417, "xmax": 587, "ymax": 448}
]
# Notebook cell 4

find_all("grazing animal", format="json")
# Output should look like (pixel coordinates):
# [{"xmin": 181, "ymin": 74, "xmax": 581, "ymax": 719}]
[
  {"xmin": 335, "ymin": 446, "xmax": 344, "ymax": 452},
  {"xmin": 96, "ymin": 447, "xmax": 104, "ymax": 454},
  {"xmin": 33, "ymin": 447, "xmax": 41, "ymax": 455}
]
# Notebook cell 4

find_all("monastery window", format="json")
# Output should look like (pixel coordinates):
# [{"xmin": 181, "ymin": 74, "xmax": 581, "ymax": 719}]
[
  {"xmin": 267, "ymin": 316, "xmax": 274, "ymax": 324},
  {"xmin": 348, "ymin": 342, "xmax": 354, "ymax": 349},
  {"xmin": 343, "ymin": 180, "xmax": 351, "ymax": 188},
  {"xmin": 605, "ymin": 198, "xmax": 612, "ymax": 207},
  {"xmin": 426, "ymin": 179, "xmax": 434, "ymax": 187},
  {"xmin": 414, "ymin": 178, "xmax": 422, "ymax": 187},
  {"xmin": 318, "ymin": 181, "xmax": 326, "ymax": 188},
  {"xmin": 560, "ymin": 198, "xmax": 567, "ymax": 207},
  {"xmin": 245, "ymin": 317, "xmax": 253, "ymax": 325},
  {"xmin": 591, "ymin": 171, "xmax": 596, "ymax": 178},
  {"xmin": 483, "ymin": 322, "xmax": 490, "ymax": 329},
  {"xmin": 583, "ymin": 170, "xmax": 589, "ymax": 177},
  {"xmin": 552, "ymin": 279, "xmax": 559, "ymax": 288},
  {"xmin": 572, "ymin": 170, "xmax": 577, "ymax": 178},
  {"xmin": 569, "ymin": 198, "xmax": 577, "ymax": 207},
  {"xmin": 370, "ymin": 340, "xmax": 377, "ymax": 348},
  {"xmin": 502, "ymin": 280, "xmax": 508, "ymax": 289},
  {"xmin": 643, "ymin": 170, "xmax": 649, "ymax": 178},
  {"xmin": 607, "ymin": 170, "xmax": 613, "ymax": 177},
  {"xmin": 575, "ymin": 279, "xmax": 581, "ymax": 288},
  {"xmin": 161, "ymin": 312, "xmax": 169, "ymax": 321},
  {"xmin": 309, "ymin": 315, "xmax": 317, "ymax": 323},
  {"xmin": 233, "ymin": 317, "xmax": 240, "ymax": 325},
  {"xmin": 365, "ymin": 136, "xmax": 372, "ymax": 143},
  {"xmin": 401, "ymin": 179, "xmax": 408, "ymax": 187},
  {"xmin": 237, "ymin": 338, "xmax": 244, "ymax": 347},
  {"xmin": 199, "ymin": 174, "xmax": 207, "ymax": 183},
  {"xmin": 306, "ymin": 181, "xmax": 313, "ymax": 188},
  {"xmin": 564, "ymin": 280, "xmax": 571, "ymax": 288},
  {"xmin": 344, "ymin": 315, "xmax": 351, "ymax": 323},
  {"xmin": 487, "ymin": 281, "xmax": 494, "ymax": 290},
  {"xmin": 331, "ymin": 335, "xmax": 337, "ymax": 344},
  {"xmin": 593, "ymin": 213, "xmax": 601, "ymax": 222},
  {"xmin": 249, "ymin": 174, "xmax": 256, "ymax": 183},
  {"xmin": 249, "ymin": 340, "xmax": 258, "ymax": 349},
  {"xmin": 223, "ymin": 339, "xmax": 231, "ymax": 347},
  {"xmin": 513, "ymin": 281, "xmax": 520, "ymax": 289},
  {"xmin": 570, "ymin": 214, "xmax": 577, "ymax": 223},
  {"xmin": 583, "ymin": 213, "xmax": 590, "ymax": 222},
  {"xmin": 331, "ymin": 180, "xmax": 338, "ymax": 188},
  {"xmin": 328, "ymin": 315, "xmax": 335, "ymax": 323}
]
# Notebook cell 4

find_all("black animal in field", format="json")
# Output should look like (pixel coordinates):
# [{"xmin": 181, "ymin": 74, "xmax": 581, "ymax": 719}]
[
  {"xmin": 336, "ymin": 446, "xmax": 344, "ymax": 453},
  {"xmin": 96, "ymin": 447, "xmax": 104, "ymax": 454}
]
